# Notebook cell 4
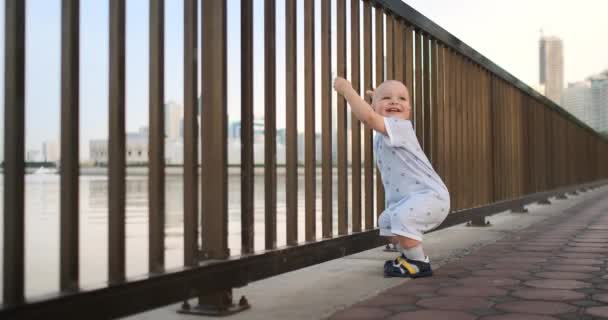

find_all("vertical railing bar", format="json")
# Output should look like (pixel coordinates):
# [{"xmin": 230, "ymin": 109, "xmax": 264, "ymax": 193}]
[
  {"xmin": 60, "ymin": 0, "xmax": 80, "ymax": 292},
  {"xmin": 264, "ymin": 0, "xmax": 277, "ymax": 250},
  {"xmin": 337, "ymin": 0, "xmax": 348, "ymax": 236},
  {"xmin": 437, "ymin": 44, "xmax": 445, "ymax": 179},
  {"xmin": 393, "ymin": 19, "xmax": 404, "ymax": 82},
  {"xmin": 3, "ymin": 0, "xmax": 26, "ymax": 306},
  {"xmin": 448, "ymin": 50, "xmax": 456, "ymax": 204},
  {"xmin": 414, "ymin": 30, "xmax": 423, "ymax": 143},
  {"xmin": 304, "ymin": 0, "xmax": 316, "ymax": 241},
  {"xmin": 456, "ymin": 54, "xmax": 464, "ymax": 208},
  {"xmin": 183, "ymin": 0, "xmax": 199, "ymax": 265},
  {"xmin": 385, "ymin": 14, "xmax": 393, "ymax": 79},
  {"xmin": 109, "ymin": 0, "xmax": 127, "ymax": 280},
  {"xmin": 404, "ymin": 24, "xmax": 413, "ymax": 106},
  {"xmin": 321, "ymin": 0, "xmax": 332, "ymax": 239},
  {"xmin": 350, "ymin": 0, "xmax": 362, "ymax": 233},
  {"xmin": 201, "ymin": 0, "xmax": 228, "ymax": 259},
  {"xmin": 374, "ymin": 7, "xmax": 384, "ymax": 217},
  {"xmin": 465, "ymin": 59, "xmax": 473, "ymax": 207},
  {"xmin": 473, "ymin": 64, "xmax": 480, "ymax": 206},
  {"xmin": 363, "ymin": 0, "xmax": 373, "ymax": 229},
  {"xmin": 149, "ymin": 0, "xmax": 165, "ymax": 273},
  {"xmin": 196, "ymin": 0, "xmax": 234, "ymax": 308},
  {"xmin": 241, "ymin": 0, "xmax": 254, "ymax": 253},
  {"xmin": 430, "ymin": 39, "xmax": 438, "ymax": 169},
  {"xmin": 422, "ymin": 34, "xmax": 431, "ymax": 155},
  {"xmin": 285, "ymin": 0, "xmax": 298, "ymax": 246}
]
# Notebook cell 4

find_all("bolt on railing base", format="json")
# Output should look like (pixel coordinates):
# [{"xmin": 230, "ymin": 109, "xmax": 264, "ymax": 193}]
[
  {"xmin": 178, "ymin": 290, "xmax": 250, "ymax": 317},
  {"xmin": 466, "ymin": 216, "xmax": 491, "ymax": 227},
  {"xmin": 537, "ymin": 198, "xmax": 552, "ymax": 205},
  {"xmin": 511, "ymin": 205, "xmax": 529, "ymax": 214}
]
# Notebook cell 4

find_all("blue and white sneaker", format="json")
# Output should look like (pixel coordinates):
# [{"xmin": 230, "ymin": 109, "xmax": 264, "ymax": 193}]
[{"xmin": 384, "ymin": 255, "xmax": 433, "ymax": 278}]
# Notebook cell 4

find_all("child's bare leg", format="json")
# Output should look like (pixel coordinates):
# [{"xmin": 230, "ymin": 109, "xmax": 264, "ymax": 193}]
[
  {"xmin": 397, "ymin": 236, "xmax": 420, "ymax": 249},
  {"xmin": 395, "ymin": 235, "xmax": 426, "ymax": 261}
]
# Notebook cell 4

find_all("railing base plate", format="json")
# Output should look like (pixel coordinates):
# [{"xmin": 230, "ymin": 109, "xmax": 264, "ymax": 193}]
[
  {"xmin": 466, "ymin": 217, "xmax": 491, "ymax": 227},
  {"xmin": 178, "ymin": 292, "xmax": 250, "ymax": 317}
]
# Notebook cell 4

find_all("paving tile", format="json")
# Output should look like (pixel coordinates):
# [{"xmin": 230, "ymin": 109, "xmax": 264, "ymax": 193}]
[
  {"xmin": 563, "ymin": 247, "xmax": 608, "ymax": 254},
  {"xmin": 470, "ymin": 308, "xmax": 502, "ymax": 317},
  {"xmin": 495, "ymin": 301, "xmax": 576, "ymax": 315},
  {"xmin": 571, "ymin": 299, "xmax": 605, "ymax": 307},
  {"xmin": 494, "ymin": 257, "xmax": 547, "ymax": 264},
  {"xmin": 485, "ymin": 263, "xmax": 538, "ymax": 271},
  {"xmin": 524, "ymin": 279, "xmax": 592, "ymax": 290},
  {"xmin": 416, "ymin": 296, "xmax": 493, "ymax": 310},
  {"xmin": 384, "ymin": 304, "xmax": 419, "ymax": 313},
  {"xmin": 473, "ymin": 269, "xmax": 531, "ymax": 278},
  {"xmin": 479, "ymin": 314, "xmax": 559, "ymax": 320},
  {"xmin": 567, "ymin": 242, "xmax": 608, "ymax": 248},
  {"xmin": 511, "ymin": 288, "xmax": 585, "ymax": 301},
  {"xmin": 518, "ymin": 246, "xmax": 559, "ymax": 252},
  {"xmin": 437, "ymin": 286, "xmax": 507, "ymax": 297},
  {"xmin": 383, "ymin": 284, "xmax": 438, "ymax": 296},
  {"xmin": 585, "ymin": 306, "xmax": 608, "ymax": 318},
  {"xmin": 534, "ymin": 271, "xmax": 593, "ymax": 280},
  {"xmin": 387, "ymin": 310, "xmax": 476, "ymax": 320},
  {"xmin": 557, "ymin": 252, "xmax": 604, "ymax": 259},
  {"xmin": 358, "ymin": 294, "xmax": 418, "ymax": 307},
  {"xmin": 457, "ymin": 276, "xmax": 521, "ymax": 287},
  {"xmin": 329, "ymin": 307, "xmax": 393, "ymax": 320},
  {"xmin": 571, "ymin": 238, "xmax": 608, "ymax": 243},
  {"xmin": 547, "ymin": 258, "xmax": 604, "ymax": 265},
  {"xmin": 543, "ymin": 265, "xmax": 601, "ymax": 273}
]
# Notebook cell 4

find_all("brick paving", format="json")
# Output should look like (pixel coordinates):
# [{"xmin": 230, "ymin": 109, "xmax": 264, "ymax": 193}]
[{"xmin": 328, "ymin": 190, "xmax": 608, "ymax": 320}]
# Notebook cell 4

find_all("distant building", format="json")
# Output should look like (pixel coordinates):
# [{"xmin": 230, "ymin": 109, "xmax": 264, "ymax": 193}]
[
  {"xmin": 27, "ymin": 149, "xmax": 42, "ymax": 162},
  {"xmin": 90, "ymin": 130, "xmax": 148, "ymax": 165},
  {"xmin": 590, "ymin": 74, "xmax": 608, "ymax": 133},
  {"xmin": 561, "ymin": 81, "xmax": 591, "ymax": 123},
  {"xmin": 561, "ymin": 72, "xmax": 608, "ymax": 133},
  {"xmin": 165, "ymin": 101, "xmax": 183, "ymax": 140},
  {"xmin": 539, "ymin": 35, "xmax": 564, "ymax": 104},
  {"xmin": 42, "ymin": 140, "xmax": 60, "ymax": 163}
]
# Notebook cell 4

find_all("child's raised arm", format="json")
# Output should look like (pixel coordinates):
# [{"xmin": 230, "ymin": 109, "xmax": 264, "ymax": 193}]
[{"xmin": 333, "ymin": 77, "xmax": 387, "ymax": 135}]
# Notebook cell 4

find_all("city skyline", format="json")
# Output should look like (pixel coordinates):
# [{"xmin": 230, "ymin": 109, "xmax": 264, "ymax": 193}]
[{"xmin": 2, "ymin": 0, "xmax": 608, "ymax": 162}]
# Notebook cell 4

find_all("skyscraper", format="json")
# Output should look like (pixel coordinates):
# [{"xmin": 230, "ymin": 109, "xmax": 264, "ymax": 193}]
[
  {"xmin": 539, "ymin": 35, "xmax": 564, "ymax": 104},
  {"xmin": 561, "ymin": 71, "xmax": 608, "ymax": 134},
  {"xmin": 165, "ymin": 101, "xmax": 183, "ymax": 140}
]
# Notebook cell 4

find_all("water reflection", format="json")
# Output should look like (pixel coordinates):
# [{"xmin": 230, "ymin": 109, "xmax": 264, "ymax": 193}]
[{"xmin": 0, "ymin": 170, "xmax": 375, "ymax": 301}]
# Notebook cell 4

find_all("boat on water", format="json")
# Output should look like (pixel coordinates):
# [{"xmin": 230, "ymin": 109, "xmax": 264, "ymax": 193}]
[{"xmin": 33, "ymin": 166, "xmax": 58, "ymax": 175}]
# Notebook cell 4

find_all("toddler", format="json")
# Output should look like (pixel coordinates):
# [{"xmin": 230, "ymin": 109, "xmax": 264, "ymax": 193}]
[{"xmin": 334, "ymin": 77, "xmax": 450, "ymax": 278}]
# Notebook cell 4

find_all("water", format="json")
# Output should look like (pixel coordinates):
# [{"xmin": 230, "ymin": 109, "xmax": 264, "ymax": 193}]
[{"xmin": 0, "ymin": 169, "xmax": 376, "ymax": 300}]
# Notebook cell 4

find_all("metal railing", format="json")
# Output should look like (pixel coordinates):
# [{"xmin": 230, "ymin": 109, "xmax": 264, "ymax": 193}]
[{"xmin": 3, "ymin": 0, "xmax": 607, "ymax": 318}]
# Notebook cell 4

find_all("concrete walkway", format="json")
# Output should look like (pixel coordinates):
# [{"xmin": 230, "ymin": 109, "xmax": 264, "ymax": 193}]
[
  {"xmin": 128, "ymin": 185, "xmax": 608, "ymax": 320},
  {"xmin": 329, "ymin": 188, "xmax": 608, "ymax": 320}
]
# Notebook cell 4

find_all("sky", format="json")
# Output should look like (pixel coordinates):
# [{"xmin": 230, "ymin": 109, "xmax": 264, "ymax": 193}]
[{"xmin": 1, "ymin": 0, "xmax": 607, "ymax": 161}]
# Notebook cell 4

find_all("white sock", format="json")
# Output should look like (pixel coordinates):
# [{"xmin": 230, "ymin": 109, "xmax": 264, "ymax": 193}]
[{"xmin": 401, "ymin": 245, "xmax": 426, "ymax": 262}]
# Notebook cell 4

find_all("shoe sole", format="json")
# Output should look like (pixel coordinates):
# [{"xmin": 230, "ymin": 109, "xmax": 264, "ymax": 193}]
[{"xmin": 383, "ymin": 267, "xmax": 433, "ymax": 278}]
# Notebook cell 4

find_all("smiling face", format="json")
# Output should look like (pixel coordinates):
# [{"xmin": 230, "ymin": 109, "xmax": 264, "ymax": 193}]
[{"xmin": 372, "ymin": 80, "xmax": 411, "ymax": 120}]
